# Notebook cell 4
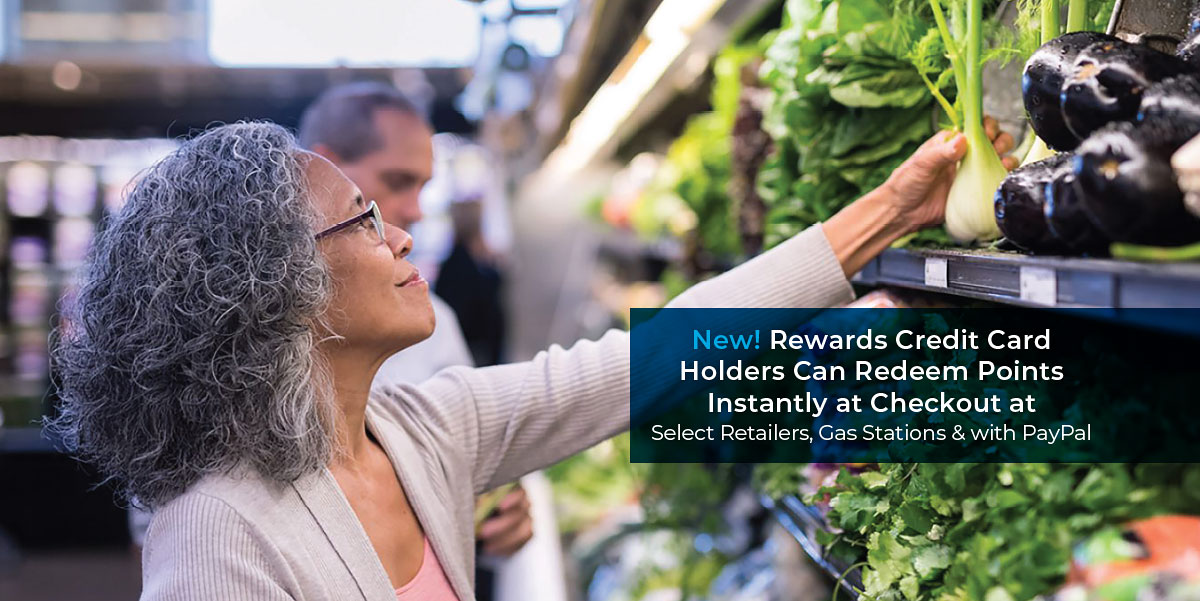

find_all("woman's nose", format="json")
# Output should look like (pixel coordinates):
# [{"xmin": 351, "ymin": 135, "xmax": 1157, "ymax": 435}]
[{"xmin": 387, "ymin": 224, "xmax": 413, "ymax": 258}]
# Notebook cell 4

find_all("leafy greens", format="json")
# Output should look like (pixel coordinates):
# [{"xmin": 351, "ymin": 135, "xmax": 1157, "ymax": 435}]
[{"xmin": 758, "ymin": 0, "xmax": 953, "ymax": 248}]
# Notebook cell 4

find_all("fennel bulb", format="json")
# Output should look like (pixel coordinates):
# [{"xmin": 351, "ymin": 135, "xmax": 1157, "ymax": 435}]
[
  {"xmin": 946, "ymin": 133, "xmax": 1008, "ymax": 242},
  {"xmin": 929, "ymin": 0, "xmax": 1010, "ymax": 243}
]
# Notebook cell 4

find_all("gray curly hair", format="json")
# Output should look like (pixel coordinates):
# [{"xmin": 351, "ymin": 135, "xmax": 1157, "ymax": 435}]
[{"xmin": 48, "ymin": 122, "xmax": 336, "ymax": 509}]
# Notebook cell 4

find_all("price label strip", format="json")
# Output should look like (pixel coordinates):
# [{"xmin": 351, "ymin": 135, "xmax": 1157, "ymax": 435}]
[
  {"xmin": 1019, "ymin": 266, "xmax": 1057, "ymax": 305},
  {"xmin": 924, "ymin": 257, "xmax": 948, "ymax": 288}
]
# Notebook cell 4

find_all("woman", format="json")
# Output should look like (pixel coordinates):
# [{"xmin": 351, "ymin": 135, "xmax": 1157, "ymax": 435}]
[{"xmin": 51, "ymin": 121, "xmax": 1012, "ymax": 600}]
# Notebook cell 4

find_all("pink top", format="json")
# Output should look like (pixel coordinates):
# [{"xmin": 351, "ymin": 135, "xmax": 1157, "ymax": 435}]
[{"xmin": 395, "ymin": 537, "xmax": 458, "ymax": 600}]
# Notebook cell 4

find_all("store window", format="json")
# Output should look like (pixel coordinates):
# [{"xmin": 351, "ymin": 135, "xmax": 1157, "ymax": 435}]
[{"xmin": 208, "ymin": 0, "xmax": 482, "ymax": 67}]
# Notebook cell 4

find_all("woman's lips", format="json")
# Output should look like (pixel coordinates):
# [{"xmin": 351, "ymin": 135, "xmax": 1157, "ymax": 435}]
[{"xmin": 398, "ymin": 270, "xmax": 425, "ymax": 287}]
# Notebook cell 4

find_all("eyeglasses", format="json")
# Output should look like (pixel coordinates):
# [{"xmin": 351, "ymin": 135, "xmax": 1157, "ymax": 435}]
[{"xmin": 315, "ymin": 200, "xmax": 386, "ymax": 243}]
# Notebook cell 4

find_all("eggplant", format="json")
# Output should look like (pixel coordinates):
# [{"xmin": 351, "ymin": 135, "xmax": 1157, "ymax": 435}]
[
  {"xmin": 1137, "ymin": 73, "xmax": 1200, "ymax": 133},
  {"xmin": 995, "ymin": 153, "xmax": 1072, "ymax": 253},
  {"xmin": 1043, "ymin": 166, "xmax": 1112, "ymax": 255},
  {"xmin": 1060, "ymin": 40, "xmax": 1192, "ymax": 141},
  {"xmin": 1023, "ymin": 32, "xmax": 1119, "ymax": 151},
  {"xmin": 1074, "ymin": 121, "xmax": 1200, "ymax": 245},
  {"xmin": 1176, "ymin": 3, "xmax": 1200, "ymax": 66}
]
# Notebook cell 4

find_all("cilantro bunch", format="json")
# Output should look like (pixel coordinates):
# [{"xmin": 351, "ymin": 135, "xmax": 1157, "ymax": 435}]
[{"xmin": 813, "ymin": 463, "xmax": 1200, "ymax": 601}]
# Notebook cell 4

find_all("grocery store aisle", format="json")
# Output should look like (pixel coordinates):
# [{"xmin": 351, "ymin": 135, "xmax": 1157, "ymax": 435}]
[
  {"xmin": 506, "ymin": 167, "xmax": 616, "ymax": 360},
  {"xmin": 0, "ymin": 548, "xmax": 140, "ymax": 600}
]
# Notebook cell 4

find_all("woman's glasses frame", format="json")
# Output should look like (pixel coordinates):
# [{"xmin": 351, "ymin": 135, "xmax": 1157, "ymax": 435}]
[{"xmin": 315, "ymin": 200, "xmax": 386, "ymax": 242}]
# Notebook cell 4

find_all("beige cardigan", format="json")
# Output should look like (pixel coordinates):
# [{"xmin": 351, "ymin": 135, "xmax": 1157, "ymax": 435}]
[{"xmin": 140, "ymin": 224, "xmax": 855, "ymax": 601}]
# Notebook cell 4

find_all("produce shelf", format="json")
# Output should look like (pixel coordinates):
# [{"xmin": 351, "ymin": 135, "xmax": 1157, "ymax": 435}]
[
  {"xmin": 762, "ymin": 494, "xmax": 862, "ymax": 599},
  {"xmin": 854, "ymin": 247, "xmax": 1200, "ymax": 311}
]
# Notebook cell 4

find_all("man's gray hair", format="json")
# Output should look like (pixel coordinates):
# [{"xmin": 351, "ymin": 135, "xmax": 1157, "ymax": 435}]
[
  {"xmin": 48, "ymin": 122, "xmax": 337, "ymax": 509},
  {"xmin": 298, "ymin": 81, "xmax": 427, "ymax": 161}
]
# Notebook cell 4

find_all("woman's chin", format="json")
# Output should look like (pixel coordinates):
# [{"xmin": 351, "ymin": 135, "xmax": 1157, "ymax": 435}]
[
  {"xmin": 400, "ymin": 301, "xmax": 436, "ymax": 349},
  {"xmin": 418, "ymin": 295, "xmax": 436, "ymax": 337},
  {"xmin": 369, "ymin": 289, "xmax": 435, "ymax": 354},
  {"xmin": 413, "ymin": 316, "xmax": 436, "ymax": 345}
]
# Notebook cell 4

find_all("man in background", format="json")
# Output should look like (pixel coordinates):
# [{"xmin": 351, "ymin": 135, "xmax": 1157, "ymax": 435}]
[{"xmin": 298, "ymin": 82, "xmax": 563, "ymax": 601}]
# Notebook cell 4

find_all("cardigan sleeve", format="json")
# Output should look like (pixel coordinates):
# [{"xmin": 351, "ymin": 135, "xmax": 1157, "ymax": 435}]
[
  {"xmin": 141, "ymin": 493, "xmax": 295, "ymax": 601},
  {"xmin": 380, "ymin": 223, "xmax": 856, "ymax": 493}
]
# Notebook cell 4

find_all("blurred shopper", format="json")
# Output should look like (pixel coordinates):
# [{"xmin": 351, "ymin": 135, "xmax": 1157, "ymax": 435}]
[
  {"xmin": 50, "ymin": 120, "xmax": 1011, "ymax": 600},
  {"xmin": 299, "ymin": 82, "xmax": 546, "ymax": 601},
  {"xmin": 436, "ymin": 198, "xmax": 507, "ymax": 367}
]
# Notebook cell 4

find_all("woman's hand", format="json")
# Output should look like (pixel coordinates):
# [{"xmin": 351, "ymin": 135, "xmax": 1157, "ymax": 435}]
[
  {"xmin": 884, "ymin": 117, "xmax": 1017, "ymax": 233},
  {"xmin": 823, "ymin": 117, "xmax": 1016, "ymax": 276},
  {"xmin": 477, "ymin": 486, "xmax": 534, "ymax": 556}
]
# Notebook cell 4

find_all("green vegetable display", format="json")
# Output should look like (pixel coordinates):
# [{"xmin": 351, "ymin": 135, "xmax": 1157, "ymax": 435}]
[
  {"xmin": 584, "ymin": 0, "xmax": 1200, "ymax": 596},
  {"xmin": 640, "ymin": 110, "xmax": 740, "ymax": 260},
  {"xmin": 631, "ymin": 43, "xmax": 764, "ymax": 287},
  {"xmin": 758, "ymin": 0, "xmax": 952, "ymax": 249},
  {"xmin": 755, "ymin": 463, "xmax": 1200, "ymax": 601}
]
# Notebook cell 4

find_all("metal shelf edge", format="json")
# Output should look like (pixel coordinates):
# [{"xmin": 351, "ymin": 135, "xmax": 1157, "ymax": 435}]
[
  {"xmin": 857, "ymin": 248, "xmax": 1200, "ymax": 310},
  {"xmin": 763, "ymin": 494, "xmax": 862, "ymax": 599}
]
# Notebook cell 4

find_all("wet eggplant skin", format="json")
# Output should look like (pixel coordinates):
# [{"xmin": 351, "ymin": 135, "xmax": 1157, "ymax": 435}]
[
  {"xmin": 1137, "ymin": 73, "xmax": 1200, "ymax": 133},
  {"xmin": 1074, "ymin": 121, "xmax": 1200, "ymax": 246},
  {"xmin": 995, "ymin": 153, "xmax": 1072, "ymax": 253},
  {"xmin": 1061, "ymin": 40, "xmax": 1193, "ymax": 142},
  {"xmin": 1023, "ymin": 32, "xmax": 1119, "ymax": 151},
  {"xmin": 1043, "ymin": 169, "xmax": 1111, "ymax": 255}
]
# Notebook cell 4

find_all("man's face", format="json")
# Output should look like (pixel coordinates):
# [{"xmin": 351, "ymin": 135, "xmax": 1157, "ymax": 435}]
[{"xmin": 334, "ymin": 108, "xmax": 434, "ymax": 230}]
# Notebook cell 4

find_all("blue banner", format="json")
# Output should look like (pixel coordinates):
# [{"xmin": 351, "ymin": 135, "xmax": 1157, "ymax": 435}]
[{"xmin": 629, "ymin": 308, "xmax": 1200, "ymax": 462}]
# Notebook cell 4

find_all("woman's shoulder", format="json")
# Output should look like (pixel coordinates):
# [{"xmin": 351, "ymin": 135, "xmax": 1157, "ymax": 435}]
[
  {"xmin": 369, "ymin": 365, "xmax": 480, "ymax": 437},
  {"xmin": 148, "ymin": 467, "xmax": 299, "ymax": 538},
  {"xmin": 140, "ymin": 469, "xmax": 316, "ymax": 600},
  {"xmin": 193, "ymin": 465, "xmax": 292, "ymax": 503}
]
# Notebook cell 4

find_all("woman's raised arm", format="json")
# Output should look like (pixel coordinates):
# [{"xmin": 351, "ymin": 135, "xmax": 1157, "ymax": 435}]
[
  {"xmin": 375, "ymin": 124, "xmax": 1014, "ymax": 493},
  {"xmin": 376, "ymin": 223, "xmax": 849, "ymax": 494}
]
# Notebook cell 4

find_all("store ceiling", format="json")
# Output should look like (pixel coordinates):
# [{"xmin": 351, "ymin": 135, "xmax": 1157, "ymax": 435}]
[
  {"xmin": 0, "ymin": 64, "xmax": 474, "ymax": 138},
  {"xmin": 542, "ymin": 0, "xmax": 663, "ymax": 151},
  {"xmin": 0, "ymin": 0, "xmax": 576, "ymax": 138}
]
